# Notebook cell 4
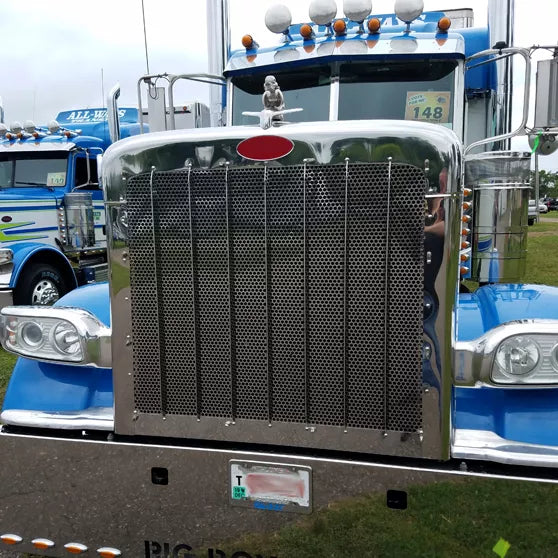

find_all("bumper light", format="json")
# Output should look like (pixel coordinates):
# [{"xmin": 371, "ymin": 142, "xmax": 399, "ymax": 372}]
[{"xmin": 1, "ymin": 306, "xmax": 111, "ymax": 367}]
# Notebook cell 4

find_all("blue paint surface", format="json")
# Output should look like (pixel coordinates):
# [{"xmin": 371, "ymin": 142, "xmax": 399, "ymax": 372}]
[{"xmin": 455, "ymin": 283, "xmax": 558, "ymax": 447}]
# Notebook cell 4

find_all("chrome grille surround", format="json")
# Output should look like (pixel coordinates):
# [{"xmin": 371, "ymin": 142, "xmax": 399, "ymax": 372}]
[{"xmin": 105, "ymin": 121, "xmax": 462, "ymax": 459}]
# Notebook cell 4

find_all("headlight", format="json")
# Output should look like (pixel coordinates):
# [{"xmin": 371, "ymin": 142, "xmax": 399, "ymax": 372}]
[
  {"xmin": 492, "ymin": 334, "xmax": 558, "ymax": 384},
  {"xmin": 454, "ymin": 320, "xmax": 558, "ymax": 387},
  {"xmin": 1, "ymin": 306, "xmax": 111, "ymax": 367},
  {"xmin": 495, "ymin": 336, "xmax": 540, "ymax": 377}
]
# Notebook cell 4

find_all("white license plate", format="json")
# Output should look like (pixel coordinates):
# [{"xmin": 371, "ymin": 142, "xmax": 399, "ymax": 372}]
[{"xmin": 229, "ymin": 460, "xmax": 312, "ymax": 514}]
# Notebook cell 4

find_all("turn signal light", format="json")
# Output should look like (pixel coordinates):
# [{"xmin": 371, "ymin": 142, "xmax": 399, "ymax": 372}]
[
  {"xmin": 462, "ymin": 202, "xmax": 471, "ymax": 211},
  {"xmin": 5, "ymin": 133, "xmax": 14, "ymax": 140},
  {"xmin": 368, "ymin": 17, "xmax": 381, "ymax": 33},
  {"xmin": 16, "ymin": 132, "xmax": 23, "ymax": 139},
  {"xmin": 463, "ymin": 188, "xmax": 472, "ymax": 197},
  {"xmin": 460, "ymin": 266, "xmax": 469, "ymax": 275},
  {"xmin": 333, "ymin": 19, "xmax": 347, "ymax": 35},
  {"xmin": 460, "ymin": 253, "xmax": 470, "ymax": 262},
  {"xmin": 462, "ymin": 215, "xmax": 471, "ymax": 223},
  {"xmin": 97, "ymin": 547, "xmax": 122, "ymax": 557},
  {"xmin": 462, "ymin": 227, "xmax": 471, "ymax": 236},
  {"xmin": 300, "ymin": 23, "xmax": 314, "ymax": 39},
  {"xmin": 438, "ymin": 16, "xmax": 451, "ymax": 32},
  {"xmin": 64, "ymin": 542, "xmax": 88, "ymax": 554},
  {"xmin": 461, "ymin": 241, "xmax": 470, "ymax": 249},
  {"xmin": 32, "ymin": 538, "xmax": 55, "ymax": 550},
  {"xmin": 0, "ymin": 534, "xmax": 22, "ymax": 545}
]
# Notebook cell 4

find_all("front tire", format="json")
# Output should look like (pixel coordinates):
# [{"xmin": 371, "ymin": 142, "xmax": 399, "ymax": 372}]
[{"xmin": 14, "ymin": 264, "xmax": 70, "ymax": 305}]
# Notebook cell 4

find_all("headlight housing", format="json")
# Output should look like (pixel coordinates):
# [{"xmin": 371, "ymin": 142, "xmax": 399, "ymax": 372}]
[
  {"xmin": 454, "ymin": 320, "xmax": 558, "ymax": 387},
  {"xmin": 1, "ymin": 306, "xmax": 111, "ymax": 367}
]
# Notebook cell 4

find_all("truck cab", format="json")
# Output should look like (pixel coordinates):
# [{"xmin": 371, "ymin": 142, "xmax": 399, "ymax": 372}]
[{"xmin": 0, "ymin": 107, "xmax": 142, "ymax": 306}]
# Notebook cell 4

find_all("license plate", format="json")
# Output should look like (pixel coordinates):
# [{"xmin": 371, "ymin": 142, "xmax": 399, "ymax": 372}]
[{"xmin": 229, "ymin": 460, "xmax": 312, "ymax": 514}]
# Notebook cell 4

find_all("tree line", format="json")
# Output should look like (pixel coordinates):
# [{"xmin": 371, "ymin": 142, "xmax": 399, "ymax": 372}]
[{"xmin": 532, "ymin": 170, "xmax": 558, "ymax": 198}]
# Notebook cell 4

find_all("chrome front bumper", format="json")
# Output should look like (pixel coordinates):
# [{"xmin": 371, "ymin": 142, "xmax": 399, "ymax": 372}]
[{"xmin": 453, "ymin": 428, "xmax": 558, "ymax": 468}]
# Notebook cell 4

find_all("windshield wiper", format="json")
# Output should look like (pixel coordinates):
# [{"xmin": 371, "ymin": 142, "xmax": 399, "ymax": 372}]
[{"xmin": 15, "ymin": 181, "xmax": 47, "ymax": 186}]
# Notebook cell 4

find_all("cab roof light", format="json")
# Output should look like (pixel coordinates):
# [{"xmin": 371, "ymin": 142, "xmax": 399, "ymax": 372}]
[
  {"xmin": 300, "ymin": 23, "xmax": 314, "ymax": 40},
  {"xmin": 309, "ymin": 0, "xmax": 337, "ymax": 34},
  {"xmin": 265, "ymin": 4, "xmax": 293, "ymax": 42},
  {"xmin": 64, "ymin": 542, "xmax": 88, "ymax": 554},
  {"xmin": 367, "ymin": 17, "xmax": 381, "ymax": 33},
  {"xmin": 0, "ymin": 534, "xmax": 22, "ymax": 545},
  {"xmin": 48, "ymin": 119, "xmax": 60, "ymax": 134},
  {"xmin": 23, "ymin": 120, "xmax": 36, "ymax": 134},
  {"xmin": 333, "ymin": 18, "xmax": 347, "ymax": 35},
  {"xmin": 437, "ymin": 16, "xmax": 451, "ymax": 32},
  {"xmin": 31, "ymin": 538, "xmax": 55, "ymax": 550},
  {"xmin": 241, "ymin": 34, "xmax": 258, "ymax": 50},
  {"xmin": 395, "ymin": 0, "xmax": 424, "ymax": 30},
  {"xmin": 9, "ymin": 121, "xmax": 22, "ymax": 134},
  {"xmin": 343, "ymin": 0, "xmax": 372, "ymax": 33}
]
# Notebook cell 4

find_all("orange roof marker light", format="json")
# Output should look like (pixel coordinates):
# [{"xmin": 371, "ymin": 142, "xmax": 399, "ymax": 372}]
[
  {"xmin": 241, "ymin": 34, "xmax": 258, "ymax": 50},
  {"xmin": 438, "ymin": 16, "xmax": 452, "ymax": 32},
  {"xmin": 97, "ymin": 547, "xmax": 122, "ymax": 557},
  {"xmin": 31, "ymin": 538, "xmax": 55, "ymax": 550},
  {"xmin": 333, "ymin": 19, "xmax": 347, "ymax": 36},
  {"xmin": 0, "ymin": 534, "xmax": 22, "ymax": 545},
  {"xmin": 300, "ymin": 23, "xmax": 314, "ymax": 40},
  {"xmin": 64, "ymin": 542, "xmax": 88, "ymax": 554},
  {"xmin": 368, "ymin": 17, "xmax": 381, "ymax": 34}
]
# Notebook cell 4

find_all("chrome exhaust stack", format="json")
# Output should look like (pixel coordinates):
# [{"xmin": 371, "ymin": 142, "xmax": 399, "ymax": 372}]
[
  {"xmin": 206, "ymin": 0, "xmax": 230, "ymax": 127},
  {"xmin": 488, "ymin": 0, "xmax": 514, "ymax": 151}
]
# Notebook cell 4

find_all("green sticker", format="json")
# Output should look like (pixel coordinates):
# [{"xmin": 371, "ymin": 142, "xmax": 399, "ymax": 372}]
[
  {"xmin": 493, "ymin": 538, "xmax": 511, "ymax": 557},
  {"xmin": 232, "ymin": 486, "xmax": 246, "ymax": 500}
]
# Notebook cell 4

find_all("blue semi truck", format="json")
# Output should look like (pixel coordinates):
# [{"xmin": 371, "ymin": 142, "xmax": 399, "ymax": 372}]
[
  {"xmin": 0, "ymin": 107, "xmax": 141, "ymax": 306},
  {"xmin": 1, "ymin": 0, "xmax": 558, "ymax": 556}
]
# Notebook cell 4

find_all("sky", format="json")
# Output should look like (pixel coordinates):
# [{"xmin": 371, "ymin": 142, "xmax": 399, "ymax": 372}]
[{"xmin": 0, "ymin": 0, "xmax": 556, "ymax": 169}]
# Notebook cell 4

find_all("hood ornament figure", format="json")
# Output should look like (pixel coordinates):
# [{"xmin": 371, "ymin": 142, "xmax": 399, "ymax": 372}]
[{"xmin": 243, "ymin": 75, "xmax": 303, "ymax": 130}]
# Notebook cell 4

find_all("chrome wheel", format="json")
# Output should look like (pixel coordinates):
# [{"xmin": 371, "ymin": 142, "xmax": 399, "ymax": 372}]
[{"xmin": 31, "ymin": 279, "xmax": 60, "ymax": 305}]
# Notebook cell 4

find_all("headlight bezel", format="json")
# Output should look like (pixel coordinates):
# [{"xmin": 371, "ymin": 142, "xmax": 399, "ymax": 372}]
[
  {"xmin": 454, "ymin": 320, "xmax": 558, "ymax": 387},
  {"xmin": 1, "ymin": 306, "xmax": 111, "ymax": 367}
]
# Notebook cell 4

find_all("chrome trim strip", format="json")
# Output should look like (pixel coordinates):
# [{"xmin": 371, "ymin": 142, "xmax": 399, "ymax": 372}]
[
  {"xmin": 0, "ymin": 306, "xmax": 112, "ymax": 368},
  {"xmin": 329, "ymin": 76, "xmax": 339, "ymax": 121},
  {"xmin": 453, "ymin": 429, "xmax": 558, "ymax": 468},
  {"xmin": 454, "ymin": 319, "xmax": 558, "ymax": 386},
  {"xmin": 0, "ymin": 407, "xmax": 114, "ymax": 431}
]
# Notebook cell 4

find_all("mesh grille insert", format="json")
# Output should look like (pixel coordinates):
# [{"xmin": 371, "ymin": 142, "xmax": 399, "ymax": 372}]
[{"xmin": 127, "ymin": 162, "xmax": 425, "ymax": 434}]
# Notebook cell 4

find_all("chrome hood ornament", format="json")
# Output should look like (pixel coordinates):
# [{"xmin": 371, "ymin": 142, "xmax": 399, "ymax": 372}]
[{"xmin": 242, "ymin": 75, "xmax": 303, "ymax": 130}]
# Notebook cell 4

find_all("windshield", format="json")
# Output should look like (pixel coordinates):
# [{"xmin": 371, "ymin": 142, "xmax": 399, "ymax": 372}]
[
  {"xmin": 338, "ymin": 60, "xmax": 457, "ymax": 127},
  {"xmin": 232, "ymin": 66, "xmax": 331, "ymax": 125},
  {"xmin": 231, "ymin": 59, "xmax": 457, "ymax": 128},
  {"xmin": 0, "ymin": 153, "xmax": 68, "ymax": 188}
]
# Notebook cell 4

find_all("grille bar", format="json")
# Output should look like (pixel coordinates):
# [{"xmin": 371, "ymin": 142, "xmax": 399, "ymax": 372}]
[{"xmin": 128, "ymin": 162, "xmax": 425, "ymax": 435}]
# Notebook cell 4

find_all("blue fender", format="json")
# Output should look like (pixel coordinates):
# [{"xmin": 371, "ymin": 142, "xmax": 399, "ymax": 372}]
[
  {"xmin": 454, "ymin": 284, "xmax": 558, "ymax": 446},
  {"xmin": 1, "ymin": 283, "xmax": 111, "ymax": 414},
  {"xmin": 8, "ymin": 242, "xmax": 78, "ymax": 290}
]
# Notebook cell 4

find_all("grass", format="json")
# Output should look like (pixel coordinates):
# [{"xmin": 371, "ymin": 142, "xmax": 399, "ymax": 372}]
[
  {"xmin": 213, "ymin": 478, "xmax": 558, "ymax": 558},
  {"xmin": 524, "ymin": 218, "xmax": 558, "ymax": 286}
]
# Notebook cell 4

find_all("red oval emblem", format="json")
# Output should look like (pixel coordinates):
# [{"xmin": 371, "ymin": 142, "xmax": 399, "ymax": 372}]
[{"xmin": 237, "ymin": 135, "xmax": 294, "ymax": 161}]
